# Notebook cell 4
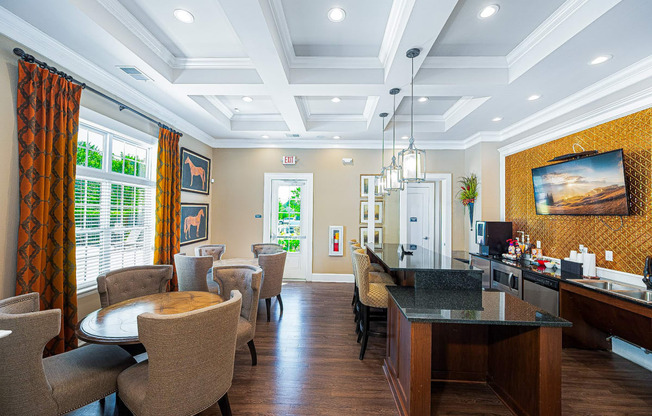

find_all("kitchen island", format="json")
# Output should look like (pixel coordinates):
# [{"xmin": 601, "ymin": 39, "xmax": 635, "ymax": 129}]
[{"xmin": 384, "ymin": 286, "xmax": 571, "ymax": 416}]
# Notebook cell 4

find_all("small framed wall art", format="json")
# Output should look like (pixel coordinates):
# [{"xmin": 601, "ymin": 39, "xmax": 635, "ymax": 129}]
[
  {"xmin": 181, "ymin": 203, "xmax": 209, "ymax": 246},
  {"xmin": 360, "ymin": 227, "xmax": 383, "ymax": 249},
  {"xmin": 360, "ymin": 200, "xmax": 384, "ymax": 224},
  {"xmin": 360, "ymin": 174, "xmax": 383, "ymax": 199},
  {"xmin": 181, "ymin": 147, "xmax": 211, "ymax": 195},
  {"xmin": 329, "ymin": 226, "xmax": 344, "ymax": 256}
]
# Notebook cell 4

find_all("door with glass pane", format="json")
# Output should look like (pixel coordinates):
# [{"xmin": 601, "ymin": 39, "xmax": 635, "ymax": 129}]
[{"xmin": 270, "ymin": 179, "xmax": 307, "ymax": 280}]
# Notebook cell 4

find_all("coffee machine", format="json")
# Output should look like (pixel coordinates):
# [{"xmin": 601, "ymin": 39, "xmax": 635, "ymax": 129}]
[{"xmin": 476, "ymin": 221, "xmax": 512, "ymax": 257}]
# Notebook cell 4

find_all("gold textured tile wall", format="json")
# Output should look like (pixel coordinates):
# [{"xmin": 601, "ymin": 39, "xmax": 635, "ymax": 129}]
[{"xmin": 505, "ymin": 108, "xmax": 651, "ymax": 275}]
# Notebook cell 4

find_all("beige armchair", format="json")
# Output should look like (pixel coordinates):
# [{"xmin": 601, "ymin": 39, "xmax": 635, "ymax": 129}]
[
  {"xmin": 117, "ymin": 291, "xmax": 242, "ymax": 416},
  {"xmin": 97, "ymin": 265, "xmax": 173, "ymax": 308},
  {"xmin": 195, "ymin": 244, "xmax": 226, "ymax": 261},
  {"xmin": 174, "ymin": 253, "xmax": 219, "ymax": 293},
  {"xmin": 0, "ymin": 293, "xmax": 135, "ymax": 416},
  {"xmin": 251, "ymin": 243, "xmax": 284, "ymax": 258},
  {"xmin": 212, "ymin": 265, "xmax": 263, "ymax": 366},
  {"xmin": 258, "ymin": 251, "xmax": 287, "ymax": 321}
]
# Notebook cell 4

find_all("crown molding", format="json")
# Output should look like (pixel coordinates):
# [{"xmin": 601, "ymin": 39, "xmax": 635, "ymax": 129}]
[
  {"xmin": 378, "ymin": 0, "xmax": 415, "ymax": 69},
  {"xmin": 0, "ymin": 6, "xmax": 215, "ymax": 145},
  {"xmin": 210, "ymin": 137, "xmax": 467, "ymax": 150},
  {"xmin": 173, "ymin": 57, "xmax": 255, "ymax": 69},
  {"xmin": 422, "ymin": 56, "xmax": 508, "ymax": 69},
  {"xmin": 97, "ymin": 0, "xmax": 176, "ymax": 67}
]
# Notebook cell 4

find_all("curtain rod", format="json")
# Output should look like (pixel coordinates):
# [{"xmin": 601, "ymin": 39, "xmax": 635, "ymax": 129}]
[{"xmin": 13, "ymin": 47, "xmax": 183, "ymax": 137}]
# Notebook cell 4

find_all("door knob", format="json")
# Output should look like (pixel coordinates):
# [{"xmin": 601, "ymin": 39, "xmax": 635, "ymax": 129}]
[{"xmin": 423, "ymin": 236, "xmax": 429, "ymax": 240}]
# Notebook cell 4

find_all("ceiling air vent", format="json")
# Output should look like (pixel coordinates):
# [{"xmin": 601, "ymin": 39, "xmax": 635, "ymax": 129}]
[
  {"xmin": 285, "ymin": 133, "xmax": 301, "ymax": 138},
  {"xmin": 117, "ymin": 66, "xmax": 152, "ymax": 82}
]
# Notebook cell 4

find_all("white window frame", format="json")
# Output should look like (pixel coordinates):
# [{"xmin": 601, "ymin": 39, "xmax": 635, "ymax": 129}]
[{"xmin": 75, "ymin": 110, "xmax": 157, "ymax": 294}]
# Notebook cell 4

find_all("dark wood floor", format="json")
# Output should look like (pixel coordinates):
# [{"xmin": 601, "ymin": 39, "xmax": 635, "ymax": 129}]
[{"xmin": 70, "ymin": 282, "xmax": 652, "ymax": 416}]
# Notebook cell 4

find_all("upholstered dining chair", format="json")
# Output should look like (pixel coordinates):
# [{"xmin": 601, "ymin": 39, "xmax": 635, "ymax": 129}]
[
  {"xmin": 0, "ymin": 293, "xmax": 135, "ymax": 416},
  {"xmin": 96, "ymin": 265, "xmax": 173, "ymax": 308},
  {"xmin": 195, "ymin": 244, "xmax": 226, "ymax": 261},
  {"xmin": 174, "ymin": 253, "xmax": 219, "ymax": 293},
  {"xmin": 212, "ymin": 265, "xmax": 263, "ymax": 366},
  {"xmin": 353, "ymin": 248, "xmax": 396, "ymax": 360},
  {"xmin": 117, "ymin": 290, "xmax": 242, "ymax": 416},
  {"xmin": 258, "ymin": 251, "xmax": 287, "ymax": 322},
  {"xmin": 251, "ymin": 243, "xmax": 284, "ymax": 258}
]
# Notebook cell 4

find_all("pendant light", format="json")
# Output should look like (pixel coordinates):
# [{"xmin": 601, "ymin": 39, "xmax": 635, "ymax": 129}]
[
  {"xmin": 399, "ymin": 48, "xmax": 426, "ymax": 182},
  {"xmin": 376, "ymin": 112, "xmax": 390, "ymax": 196},
  {"xmin": 385, "ymin": 88, "xmax": 404, "ymax": 191}
]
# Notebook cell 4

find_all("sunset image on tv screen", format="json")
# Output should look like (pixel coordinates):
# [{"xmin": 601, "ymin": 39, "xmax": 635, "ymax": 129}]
[{"xmin": 532, "ymin": 150, "xmax": 629, "ymax": 216}]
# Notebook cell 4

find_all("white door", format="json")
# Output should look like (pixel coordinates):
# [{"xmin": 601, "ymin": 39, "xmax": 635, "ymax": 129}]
[
  {"xmin": 269, "ymin": 179, "xmax": 308, "ymax": 280},
  {"xmin": 405, "ymin": 183, "xmax": 436, "ymax": 252}
]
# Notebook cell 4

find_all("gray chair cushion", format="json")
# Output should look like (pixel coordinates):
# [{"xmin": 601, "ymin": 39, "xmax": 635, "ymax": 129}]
[
  {"xmin": 116, "ymin": 361, "xmax": 148, "ymax": 416},
  {"xmin": 44, "ymin": 344, "xmax": 135, "ymax": 414},
  {"xmin": 236, "ymin": 316, "xmax": 253, "ymax": 348}
]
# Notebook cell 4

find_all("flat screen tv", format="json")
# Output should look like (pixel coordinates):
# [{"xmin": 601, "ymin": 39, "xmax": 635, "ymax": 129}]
[{"xmin": 531, "ymin": 149, "xmax": 629, "ymax": 216}]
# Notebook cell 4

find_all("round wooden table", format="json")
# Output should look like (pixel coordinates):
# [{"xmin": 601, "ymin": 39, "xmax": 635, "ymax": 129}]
[
  {"xmin": 214, "ymin": 258, "xmax": 259, "ymax": 267},
  {"xmin": 76, "ymin": 291, "xmax": 223, "ymax": 345}
]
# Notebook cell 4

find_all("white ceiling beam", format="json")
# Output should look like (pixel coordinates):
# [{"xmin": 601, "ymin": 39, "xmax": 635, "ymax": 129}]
[
  {"xmin": 219, "ymin": 0, "xmax": 306, "ymax": 132},
  {"xmin": 506, "ymin": 0, "xmax": 622, "ymax": 82}
]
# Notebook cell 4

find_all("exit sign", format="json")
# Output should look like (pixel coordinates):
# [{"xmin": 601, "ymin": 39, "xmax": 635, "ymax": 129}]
[{"xmin": 282, "ymin": 156, "xmax": 297, "ymax": 165}]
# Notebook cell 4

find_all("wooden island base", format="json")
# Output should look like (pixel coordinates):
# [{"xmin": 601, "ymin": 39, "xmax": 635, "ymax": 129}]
[{"xmin": 383, "ymin": 299, "xmax": 562, "ymax": 416}]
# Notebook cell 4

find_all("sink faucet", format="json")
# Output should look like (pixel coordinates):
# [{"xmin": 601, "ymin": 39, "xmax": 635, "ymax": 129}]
[{"xmin": 643, "ymin": 256, "xmax": 652, "ymax": 290}]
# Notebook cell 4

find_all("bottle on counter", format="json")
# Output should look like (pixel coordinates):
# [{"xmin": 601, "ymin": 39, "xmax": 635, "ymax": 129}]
[
  {"xmin": 508, "ymin": 239, "xmax": 516, "ymax": 256},
  {"xmin": 524, "ymin": 235, "xmax": 532, "ymax": 260},
  {"xmin": 515, "ymin": 238, "xmax": 522, "ymax": 259}
]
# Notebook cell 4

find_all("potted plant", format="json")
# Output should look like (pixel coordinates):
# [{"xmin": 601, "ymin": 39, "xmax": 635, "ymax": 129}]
[{"xmin": 457, "ymin": 173, "xmax": 479, "ymax": 230}]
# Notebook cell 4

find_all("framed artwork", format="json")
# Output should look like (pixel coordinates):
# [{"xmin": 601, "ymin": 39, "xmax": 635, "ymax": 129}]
[
  {"xmin": 181, "ymin": 147, "xmax": 211, "ymax": 195},
  {"xmin": 181, "ymin": 203, "xmax": 209, "ymax": 246},
  {"xmin": 360, "ymin": 227, "xmax": 383, "ymax": 249},
  {"xmin": 360, "ymin": 174, "xmax": 383, "ymax": 199},
  {"xmin": 329, "ymin": 226, "xmax": 344, "ymax": 256},
  {"xmin": 360, "ymin": 201, "xmax": 383, "ymax": 224}
]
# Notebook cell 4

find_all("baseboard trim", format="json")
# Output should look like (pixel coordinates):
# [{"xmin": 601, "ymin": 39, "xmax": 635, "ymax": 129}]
[{"xmin": 311, "ymin": 273, "xmax": 354, "ymax": 283}]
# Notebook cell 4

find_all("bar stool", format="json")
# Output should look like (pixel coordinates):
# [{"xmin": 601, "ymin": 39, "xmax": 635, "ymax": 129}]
[{"xmin": 353, "ymin": 248, "xmax": 395, "ymax": 360}]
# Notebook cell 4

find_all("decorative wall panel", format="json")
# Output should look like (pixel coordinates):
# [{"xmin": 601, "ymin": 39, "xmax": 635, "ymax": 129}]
[{"xmin": 505, "ymin": 108, "xmax": 651, "ymax": 275}]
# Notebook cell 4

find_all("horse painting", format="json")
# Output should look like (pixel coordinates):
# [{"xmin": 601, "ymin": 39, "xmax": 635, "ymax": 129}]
[
  {"xmin": 184, "ymin": 156, "xmax": 206, "ymax": 190},
  {"xmin": 184, "ymin": 209, "xmax": 205, "ymax": 239}
]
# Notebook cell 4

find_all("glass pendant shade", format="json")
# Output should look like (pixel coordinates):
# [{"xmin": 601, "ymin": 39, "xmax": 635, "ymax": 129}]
[
  {"xmin": 399, "ymin": 139, "xmax": 426, "ymax": 182},
  {"xmin": 385, "ymin": 158, "xmax": 404, "ymax": 191},
  {"xmin": 375, "ymin": 169, "xmax": 388, "ymax": 197}
]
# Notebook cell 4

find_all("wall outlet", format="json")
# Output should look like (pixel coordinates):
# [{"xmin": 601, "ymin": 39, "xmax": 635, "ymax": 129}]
[
  {"xmin": 536, "ymin": 241, "xmax": 541, "ymax": 249},
  {"xmin": 605, "ymin": 250, "xmax": 613, "ymax": 262}
]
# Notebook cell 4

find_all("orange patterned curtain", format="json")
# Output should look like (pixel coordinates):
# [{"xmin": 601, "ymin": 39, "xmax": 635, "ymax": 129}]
[
  {"xmin": 15, "ymin": 60, "xmax": 82, "ymax": 356},
  {"xmin": 154, "ymin": 127, "xmax": 181, "ymax": 291}
]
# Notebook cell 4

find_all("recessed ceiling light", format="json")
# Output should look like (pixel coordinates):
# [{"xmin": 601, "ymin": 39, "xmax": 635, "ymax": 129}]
[
  {"xmin": 478, "ymin": 4, "xmax": 499, "ymax": 19},
  {"xmin": 333, "ymin": 135, "xmax": 341, "ymax": 139},
  {"xmin": 589, "ymin": 55, "xmax": 612, "ymax": 65},
  {"xmin": 417, "ymin": 97, "xmax": 429, "ymax": 103},
  {"xmin": 234, "ymin": 107, "xmax": 240, "ymax": 112},
  {"xmin": 327, "ymin": 7, "xmax": 346, "ymax": 23},
  {"xmin": 331, "ymin": 97, "xmax": 341, "ymax": 103},
  {"xmin": 242, "ymin": 96, "xmax": 253, "ymax": 102},
  {"xmin": 527, "ymin": 94, "xmax": 541, "ymax": 101},
  {"xmin": 261, "ymin": 135, "xmax": 270, "ymax": 139},
  {"xmin": 401, "ymin": 135, "xmax": 409, "ymax": 140},
  {"xmin": 173, "ymin": 9, "xmax": 195, "ymax": 23},
  {"xmin": 492, "ymin": 117, "xmax": 503, "ymax": 122}
]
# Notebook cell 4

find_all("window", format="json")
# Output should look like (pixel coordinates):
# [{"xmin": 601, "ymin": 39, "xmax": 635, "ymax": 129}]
[{"xmin": 75, "ymin": 122, "xmax": 156, "ymax": 292}]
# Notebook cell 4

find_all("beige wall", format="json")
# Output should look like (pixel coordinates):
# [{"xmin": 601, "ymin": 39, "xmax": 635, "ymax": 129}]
[
  {"xmin": 0, "ymin": 35, "xmax": 212, "ymax": 318},
  {"xmin": 210, "ymin": 147, "xmax": 467, "ymax": 275}
]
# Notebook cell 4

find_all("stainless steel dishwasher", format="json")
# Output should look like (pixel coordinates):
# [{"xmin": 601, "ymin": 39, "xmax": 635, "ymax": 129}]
[{"xmin": 522, "ymin": 271, "xmax": 559, "ymax": 316}]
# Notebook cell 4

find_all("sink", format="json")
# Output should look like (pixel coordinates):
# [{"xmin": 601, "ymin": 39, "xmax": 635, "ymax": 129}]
[
  {"xmin": 613, "ymin": 290, "xmax": 652, "ymax": 303},
  {"xmin": 572, "ymin": 280, "xmax": 633, "ymax": 291}
]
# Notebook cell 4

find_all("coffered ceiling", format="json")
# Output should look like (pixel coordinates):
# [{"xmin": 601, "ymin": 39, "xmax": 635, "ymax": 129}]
[{"xmin": 1, "ymin": 0, "xmax": 651, "ymax": 149}]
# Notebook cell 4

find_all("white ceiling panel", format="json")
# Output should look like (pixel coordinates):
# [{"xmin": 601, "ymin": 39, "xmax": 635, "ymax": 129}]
[
  {"xmin": 429, "ymin": 0, "xmax": 566, "ymax": 56},
  {"xmin": 305, "ymin": 97, "xmax": 368, "ymax": 115},
  {"xmin": 396, "ymin": 96, "xmax": 461, "ymax": 115},
  {"xmin": 215, "ymin": 96, "xmax": 280, "ymax": 115},
  {"xmin": 280, "ymin": 0, "xmax": 394, "ymax": 57},
  {"xmin": 119, "ymin": 0, "xmax": 247, "ymax": 58}
]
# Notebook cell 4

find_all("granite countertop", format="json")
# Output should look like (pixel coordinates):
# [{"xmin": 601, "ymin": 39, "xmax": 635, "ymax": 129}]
[
  {"xmin": 387, "ymin": 286, "xmax": 572, "ymax": 327},
  {"xmin": 369, "ymin": 244, "xmax": 480, "ymax": 272}
]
